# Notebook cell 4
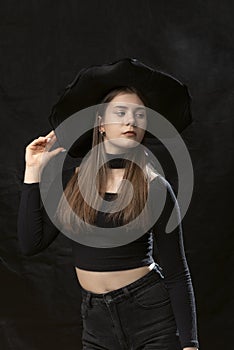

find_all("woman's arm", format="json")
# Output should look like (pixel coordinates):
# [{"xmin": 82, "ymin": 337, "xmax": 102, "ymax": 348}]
[
  {"xmin": 17, "ymin": 182, "xmax": 60, "ymax": 255},
  {"xmin": 17, "ymin": 164, "xmax": 76, "ymax": 256},
  {"xmin": 17, "ymin": 130, "xmax": 68, "ymax": 255},
  {"xmin": 151, "ymin": 176, "xmax": 199, "ymax": 349}
]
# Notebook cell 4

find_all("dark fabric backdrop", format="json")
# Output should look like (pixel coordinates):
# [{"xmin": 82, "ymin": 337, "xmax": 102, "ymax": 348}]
[{"xmin": 0, "ymin": 1, "xmax": 233, "ymax": 349}]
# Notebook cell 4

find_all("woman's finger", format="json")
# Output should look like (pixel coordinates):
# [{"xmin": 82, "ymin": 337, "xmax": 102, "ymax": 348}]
[
  {"xmin": 47, "ymin": 147, "xmax": 66, "ymax": 159},
  {"xmin": 44, "ymin": 134, "xmax": 58, "ymax": 149},
  {"xmin": 29, "ymin": 137, "xmax": 47, "ymax": 146},
  {"xmin": 31, "ymin": 134, "xmax": 53, "ymax": 145},
  {"xmin": 45, "ymin": 130, "xmax": 55, "ymax": 137},
  {"xmin": 28, "ymin": 132, "xmax": 56, "ymax": 147}
]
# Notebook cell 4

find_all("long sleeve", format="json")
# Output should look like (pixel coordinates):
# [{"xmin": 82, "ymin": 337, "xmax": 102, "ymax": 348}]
[
  {"xmin": 17, "ymin": 182, "xmax": 60, "ymax": 256},
  {"xmin": 17, "ymin": 165, "xmax": 76, "ymax": 256},
  {"xmin": 151, "ymin": 175, "xmax": 199, "ymax": 349}
]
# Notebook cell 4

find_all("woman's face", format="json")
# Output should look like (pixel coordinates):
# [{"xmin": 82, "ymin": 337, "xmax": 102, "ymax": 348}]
[{"xmin": 99, "ymin": 93, "xmax": 147, "ymax": 154}]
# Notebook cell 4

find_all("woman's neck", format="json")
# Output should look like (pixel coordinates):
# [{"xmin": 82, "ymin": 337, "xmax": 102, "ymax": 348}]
[
  {"xmin": 105, "ymin": 151, "xmax": 128, "ymax": 169},
  {"xmin": 105, "ymin": 149, "xmax": 136, "ymax": 169}
]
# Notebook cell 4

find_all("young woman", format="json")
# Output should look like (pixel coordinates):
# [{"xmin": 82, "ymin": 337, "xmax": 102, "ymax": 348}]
[{"xmin": 18, "ymin": 58, "xmax": 199, "ymax": 350}]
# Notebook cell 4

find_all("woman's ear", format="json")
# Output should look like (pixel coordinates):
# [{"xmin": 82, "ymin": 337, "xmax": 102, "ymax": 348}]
[{"xmin": 98, "ymin": 115, "xmax": 104, "ymax": 132}]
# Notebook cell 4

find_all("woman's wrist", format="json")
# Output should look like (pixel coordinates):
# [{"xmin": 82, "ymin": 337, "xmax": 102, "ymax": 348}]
[{"xmin": 24, "ymin": 165, "xmax": 41, "ymax": 183}]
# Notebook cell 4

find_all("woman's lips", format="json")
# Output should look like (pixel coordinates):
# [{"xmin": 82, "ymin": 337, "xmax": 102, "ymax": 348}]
[{"xmin": 123, "ymin": 131, "xmax": 136, "ymax": 136}]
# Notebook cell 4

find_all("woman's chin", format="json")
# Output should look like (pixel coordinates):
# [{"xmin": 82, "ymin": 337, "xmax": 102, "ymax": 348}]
[{"xmin": 105, "ymin": 139, "xmax": 141, "ymax": 152}]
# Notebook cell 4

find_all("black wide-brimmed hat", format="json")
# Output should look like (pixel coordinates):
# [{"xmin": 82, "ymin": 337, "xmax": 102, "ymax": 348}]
[{"xmin": 48, "ymin": 58, "xmax": 192, "ymax": 158}]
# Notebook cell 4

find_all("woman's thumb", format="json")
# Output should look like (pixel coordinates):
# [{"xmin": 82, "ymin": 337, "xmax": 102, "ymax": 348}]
[{"xmin": 49, "ymin": 147, "xmax": 67, "ymax": 158}]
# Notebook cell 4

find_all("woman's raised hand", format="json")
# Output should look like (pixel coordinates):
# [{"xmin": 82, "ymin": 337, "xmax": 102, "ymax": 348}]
[
  {"xmin": 25, "ymin": 130, "xmax": 65, "ymax": 169},
  {"xmin": 24, "ymin": 130, "xmax": 66, "ymax": 183}
]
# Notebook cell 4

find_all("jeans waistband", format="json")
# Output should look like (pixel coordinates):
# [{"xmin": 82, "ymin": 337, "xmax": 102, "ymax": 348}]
[{"xmin": 81, "ymin": 264, "xmax": 163, "ymax": 306}]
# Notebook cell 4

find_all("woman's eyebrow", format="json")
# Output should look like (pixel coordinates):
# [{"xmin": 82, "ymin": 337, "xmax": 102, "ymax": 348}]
[
  {"xmin": 113, "ymin": 105, "xmax": 146, "ymax": 111},
  {"xmin": 113, "ymin": 105, "xmax": 128, "ymax": 109},
  {"xmin": 134, "ymin": 107, "xmax": 146, "ymax": 111}
]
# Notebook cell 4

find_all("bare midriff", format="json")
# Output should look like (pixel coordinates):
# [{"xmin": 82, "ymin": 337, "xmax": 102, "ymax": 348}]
[
  {"xmin": 74, "ymin": 167, "xmax": 156, "ymax": 294},
  {"xmin": 75, "ymin": 262, "xmax": 155, "ymax": 294}
]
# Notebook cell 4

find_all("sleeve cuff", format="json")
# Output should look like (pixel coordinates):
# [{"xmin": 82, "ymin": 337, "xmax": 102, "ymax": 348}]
[
  {"xmin": 22, "ymin": 182, "xmax": 40, "ymax": 190},
  {"xmin": 181, "ymin": 340, "xmax": 199, "ymax": 348}
]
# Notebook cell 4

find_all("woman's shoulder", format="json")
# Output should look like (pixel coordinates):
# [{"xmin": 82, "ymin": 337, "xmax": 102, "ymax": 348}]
[
  {"xmin": 145, "ymin": 162, "xmax": 159, "ymax": 182},
  {"xmin": 146, "ymin": 163, "xmax": 166, "ymax": 187},
  {"xmin": 146, "ymin": 163, "xmax": 175, "ymax": 194}
]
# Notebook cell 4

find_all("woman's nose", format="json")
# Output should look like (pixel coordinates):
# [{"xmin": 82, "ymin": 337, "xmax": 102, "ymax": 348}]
[{"xmin": 124, "ymin": 112, "xmax": 136, "ymax": 126}]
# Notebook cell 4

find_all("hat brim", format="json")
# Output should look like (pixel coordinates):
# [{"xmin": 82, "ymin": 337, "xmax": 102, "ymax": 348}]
[{"xmin": 49, "ymin": 58, "xmax": 192, "ymax": 158}]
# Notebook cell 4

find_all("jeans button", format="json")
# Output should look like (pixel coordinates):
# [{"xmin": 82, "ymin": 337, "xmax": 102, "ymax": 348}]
[{"xmin": 105, "ymin": 295, "xmax": 112, "ymax": 303}]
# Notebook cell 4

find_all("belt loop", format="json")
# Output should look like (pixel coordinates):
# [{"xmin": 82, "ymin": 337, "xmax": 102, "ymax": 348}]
[
  {"xmin": 86, "ymin": 292, "xmax": 92, "ymax": 308},
  {"xmin": 123, "ymin": 287, "xmax": 132, "ymax": 302}
]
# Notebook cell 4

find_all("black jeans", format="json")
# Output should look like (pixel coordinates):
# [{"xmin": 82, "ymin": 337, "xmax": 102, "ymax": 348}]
[{"xmin": 80, "ymin": 266, "xmax": 181, "ymax": 350}]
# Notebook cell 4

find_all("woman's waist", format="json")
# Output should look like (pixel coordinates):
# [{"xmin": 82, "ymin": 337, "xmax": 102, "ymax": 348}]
[{"xmin": 75, "ymin": 262, "xmax": 156, "ymax": 294}]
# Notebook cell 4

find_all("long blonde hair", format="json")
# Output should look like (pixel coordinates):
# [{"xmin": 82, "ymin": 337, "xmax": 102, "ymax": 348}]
[{"xmin": 55, "ymin": 87, "xmax": 157, "ymax": 235}]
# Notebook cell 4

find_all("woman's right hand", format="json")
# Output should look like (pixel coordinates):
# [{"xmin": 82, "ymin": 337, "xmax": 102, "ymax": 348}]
[{"xmin": 25, "ymin": 130, "xmax": 66, "ymax": 168}]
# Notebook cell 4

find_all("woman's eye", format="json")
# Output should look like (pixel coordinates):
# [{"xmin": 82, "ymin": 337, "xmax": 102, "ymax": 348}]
[
  {"xmin": 135, "ymin": 113, "xmax": 145, "ymax": 118},
  {"xmin": 115, "ymin": 111, "xmax": 126, "ymax": 116}
]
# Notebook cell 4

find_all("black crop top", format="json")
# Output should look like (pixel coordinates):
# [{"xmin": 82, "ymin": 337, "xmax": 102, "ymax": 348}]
[{"xmin": 17, "ymin": 160, "xmax": 199, "ymax": 348}]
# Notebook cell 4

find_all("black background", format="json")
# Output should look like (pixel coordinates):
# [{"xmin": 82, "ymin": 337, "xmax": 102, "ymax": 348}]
[{"xmin": 0, "ymin": 1, "xmax": 233, "ymax": 349}]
